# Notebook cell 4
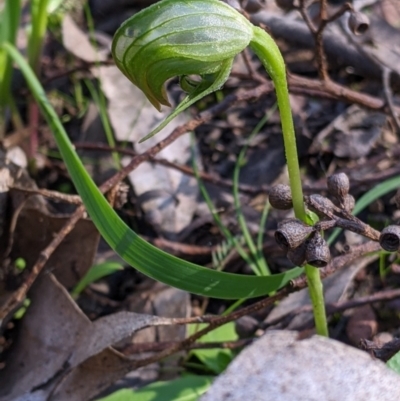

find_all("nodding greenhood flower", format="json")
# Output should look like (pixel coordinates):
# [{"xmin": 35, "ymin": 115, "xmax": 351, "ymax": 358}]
[
  {"xmin": 112, "ymin": 0, "xmax": 305, "ymax": 220},
  {"xmin": 112, "ymin": 0, "xmax": 256, "ymax": 141}
]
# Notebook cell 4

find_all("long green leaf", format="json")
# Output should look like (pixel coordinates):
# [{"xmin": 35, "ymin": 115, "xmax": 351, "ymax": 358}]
[
  {"xmin": 3, "ymin": 42, "xmax": 303, "ymax": 299},
  {"xmin": 71, "ymin": 262, "xmax": 124, "ymax": 296}
]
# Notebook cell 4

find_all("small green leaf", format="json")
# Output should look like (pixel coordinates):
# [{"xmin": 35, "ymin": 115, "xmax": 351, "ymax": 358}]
[
  {"xmin": 71, "ymin": 262, "xmax": 124, "ymax": 296},
  {"xmin": 387, "ymin": 351, "xmax": 400, "ymax": 374},
  {"xmin": 188, "ymin": 323, "xmax": 237, "ymax": 374},
  {"xmin": 97, "ymin": 375, "xmax": 213, "ymax": 401}
]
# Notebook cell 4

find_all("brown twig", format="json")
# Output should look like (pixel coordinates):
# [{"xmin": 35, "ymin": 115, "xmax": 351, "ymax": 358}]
[
  {"xmin": 382, "ymin": 67, "xmax": 400, "ymax": 134},
  {"xmin": 264, "ymin": 282, "xmax": 400, "ymax": 330},
  {"xmin": 296, "ymin": 1, "xmax": 353, "ymax": 82},
  {"xmin": 10, "ymin": 185, "xmax": 82, "ymax": 204},
  {"xmin": 360, "ymin": 337, "xmax": 400, "ymax": 363},
  {"xmin": 74, "ymin": 142, "xmax": 266, "ymax": 196},
  {"xmin": 0, "ymin": 206, "xmax": 85, "ymax": 324},
  {"xmin": 121, "ymin": 338, "xmax": 253, "ymax": 355}
]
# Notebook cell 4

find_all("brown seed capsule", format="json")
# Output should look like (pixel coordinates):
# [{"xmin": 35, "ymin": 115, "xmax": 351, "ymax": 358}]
[
  {"xmin": 287, "ymin": 242, "xmax": 307, "ymax": 266},
  {"xmin": 269, "ymin": 184, "xmax": 293, "ymax": 210},
  {"xmin": 327, "ymin": 173, "xmax": 350, "ymax": 199},
  {"xmin": 305, "ymin": 232, "xmax": 331, "ymax": 268},
  {"xmin": 379, "ymin": 225, "xmax": 400, "ymax": 252},
  {"xmin": 275, "ymin": 219, "xmax": 314, "ymax": 250},
  {"xmin": 342, "ymin": 194, "xmax": 355, "ymax": 213},
  {"xmin": 235, "ymin": 315, "xmax": 259, "ymax": 338},
  {"xmin": 348, "ymin": 11, "xmax": 370, "ymax": 36}
]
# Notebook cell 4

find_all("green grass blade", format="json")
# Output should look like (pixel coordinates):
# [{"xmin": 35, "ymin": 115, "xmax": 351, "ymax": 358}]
[
  {"xmin": 84, "ymin": 79, "xmax": 120, "ymax": 168},
  {"xmin": 71, "ymin": 261, "xmax": 124, "ymax": 297},
  {"xmin": 0, "ymin": 0, "xmax": 21, "ymax": 135},
  {"xmin": 28, "ymin": 0, "xmax": 49, "ymax": 74},
  {"xmin": 3, "ymin": 42, "xmax": 303, "ymax": 299},
  {"xmin": 232, "ymin": 107, "xmax": 276, "ymax": 276},
  {"xmin": 190, "ymin": 137, "xmax": 258, "ymax": 272}
]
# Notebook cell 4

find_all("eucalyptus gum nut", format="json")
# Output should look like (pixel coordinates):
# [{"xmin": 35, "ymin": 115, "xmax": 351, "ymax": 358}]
[
  {"xmin": 268, "ymin": 184, "xmax": 293, "ymax": 210},
  {"xmin": 348, "ymin": 11, "xmax": 370, "ymax": 36},
  {"xmin": 379, "ymin": 225, "xmax": 400, "ymax": 252},
  {"xmin": 327, "ymin": 173, "xmax": 350, "ymax": 199},
  {"xmin": 275, "ymin": 219, "xmax": 314, "ymax": 250},
  {"xmin": 235, "ymin": 315, "xmax": 259, "ymax": 338},
  {"xmin": 287, "ymin": 242, "xmax": 307, "ymax": 267},
  {"xmin": 305, "ymin": 232, "xmax": 331, "ymax": 268}
]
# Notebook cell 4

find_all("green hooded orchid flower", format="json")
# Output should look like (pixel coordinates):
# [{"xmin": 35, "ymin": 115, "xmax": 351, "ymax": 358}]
[{"xmin": 112, "ymin": 0, "xmax": 254, "ymax": 142}]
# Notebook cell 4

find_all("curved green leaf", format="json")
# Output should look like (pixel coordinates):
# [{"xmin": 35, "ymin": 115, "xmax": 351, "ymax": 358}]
[{"xmin": 4, "ymin": 42, "xmax": 303, "ymax": 299}]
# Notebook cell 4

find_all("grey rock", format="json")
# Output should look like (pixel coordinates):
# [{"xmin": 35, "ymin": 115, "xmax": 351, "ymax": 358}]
[{"xmin": 200, "ymin": 331, "xmax": 400, "ymax": 401}]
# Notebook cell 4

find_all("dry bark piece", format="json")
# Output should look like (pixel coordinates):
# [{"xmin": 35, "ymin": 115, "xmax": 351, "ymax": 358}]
[
  {"xmin": 348, "ymin": 11, "xmax": 370, "ymax": 36},
  {"xmin": 346, "ymin": 305, "xmax": 377, "ymax": 346},
  {"xmin": 305, "ymin": 232, "xmax": 331, "ymax": 268},
  {"xmin": 268, "ymin": 184, "xmax": 292, "ymax": 210},
  {"xmin": 379, "ymin": 225, "xmax": 400, "ymax": 252},
  {"xmin": 275, "ymin": 0, "xmax": 294, "ymax": 10},
  {"xmin": 275, "ymin": 219, "xmax": 314, "ymax": 250}
]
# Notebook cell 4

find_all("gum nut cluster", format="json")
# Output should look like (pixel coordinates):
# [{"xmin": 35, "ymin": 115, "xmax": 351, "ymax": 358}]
[
  {"xmin": 275, "ymin": 219, "xmax": 330, "ymax": 267},
  {"xmin": 269, "ymin": 173, "xmax": 352, "ymax": 267},
  {"xmin": 269, "ymin": 173, "xmax": 400, "ymax": 260}
]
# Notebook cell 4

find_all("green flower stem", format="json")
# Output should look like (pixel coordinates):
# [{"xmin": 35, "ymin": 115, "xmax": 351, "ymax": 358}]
[
  {"xmin": 251, "ymin": 27, "xmax": 328, "ymax": 336},
  {"xmin": 304, "ymin": 265, "xmax": 329, "ymax": 336}
]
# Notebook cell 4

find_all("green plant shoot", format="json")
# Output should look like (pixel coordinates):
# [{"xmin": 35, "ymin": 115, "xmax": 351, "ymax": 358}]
[{"xmin": 112, "ymin": 0, "xmax": 327, "ymax": 335}]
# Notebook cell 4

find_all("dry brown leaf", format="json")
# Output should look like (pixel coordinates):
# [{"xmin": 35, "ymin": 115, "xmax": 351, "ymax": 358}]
[
  {"xmin": 0, "ymin": 274, "xmax": 188, "ymax": 401},
  {"xmin": 346, "ymin": 304, "xmax": 378, "ymax": 346}
]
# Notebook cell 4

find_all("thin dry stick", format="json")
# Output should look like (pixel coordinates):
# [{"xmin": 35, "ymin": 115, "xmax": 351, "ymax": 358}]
[
  {"xmin": 382, "ymin": 67, "xmax": 400, "ymax": 134},
  {"xmin": 264, "ymin": 280, "xmax": 400, "ymax": 329},
  {"xmin": 11, "ymin": 185, "xmax": 82, "ymax": 204},
  {"xmin": 0, "ymin": 206, "xmax": 85, "ymax": 322},
  {"xmin": 297, "ymin": 0, "xmax": 352, "ymax": 82},
  {"xmin": 121, "ymin": 338, "xmax": 253, "ymax": 354}
]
